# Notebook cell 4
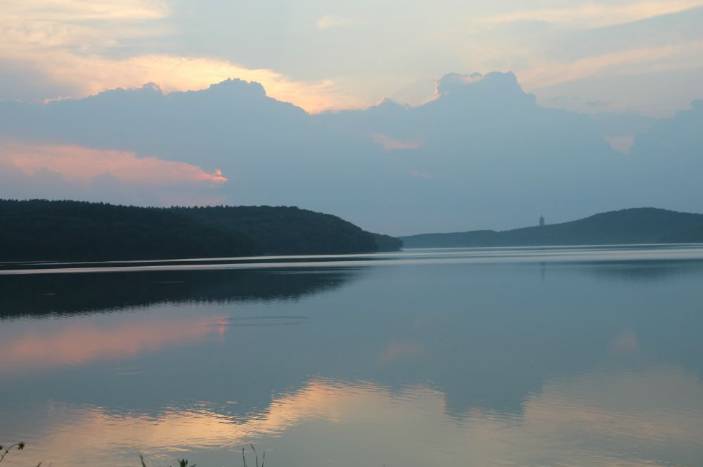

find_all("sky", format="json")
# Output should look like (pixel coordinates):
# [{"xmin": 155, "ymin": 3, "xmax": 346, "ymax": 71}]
[
  {"xmin": 1, "ymin": 0, "xmax": 703, "ymax": 234},
  {"xmin": 2, "ymin": 0, "xmax": 703, "ymax": 115}
]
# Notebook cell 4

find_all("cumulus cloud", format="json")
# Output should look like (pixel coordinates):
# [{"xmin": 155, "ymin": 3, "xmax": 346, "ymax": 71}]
[
  {"xmin": 466, "ymin": 2, "xmax": 703, "ymax": 114},
  {"xmin": 0, "ymin": 0, "xmax": 361, "ymax": 113},
  {"xmin": 1, "ymin": 51, "xmax": 361, "ymax": 112},
  {"xmin": 435, "ymin": 72, "xmax": 485, "ymax": 96},
  {"xmin": 2, "ymin": 0, "xmax": 702, "ymax": 116}
]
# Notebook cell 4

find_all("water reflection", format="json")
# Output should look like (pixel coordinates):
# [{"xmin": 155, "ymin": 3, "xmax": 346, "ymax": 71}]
[
  {"xmin": 7, "ymin": 368, "xmax": 703, "ymax": 467},
  {"xmin": 0, "ymin": 269, "xmax": 358, "ymax": 318},
  {"xmin": 2, "ymin": 248, "xmax": 703, "ymax": 466},
  {"xmin": 0, "ymin": 315, "xmax": 228, "ymax": 373}
]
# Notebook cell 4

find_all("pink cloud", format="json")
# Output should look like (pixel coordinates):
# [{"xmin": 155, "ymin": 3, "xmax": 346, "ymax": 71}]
[
  {"xmin": 372, "ymin": 133, "xmax": 423, "ymax": 151},
  {"xmin": 0, "ymin": 141, "xmax": 227, "ymax": 186},
  {"xmin": 408, "ymin": 168, "xmax": 433, "ymax": 179},
  {"xmin": 606, "ymin": 135, "xmax": 635, "ymax": 154}
]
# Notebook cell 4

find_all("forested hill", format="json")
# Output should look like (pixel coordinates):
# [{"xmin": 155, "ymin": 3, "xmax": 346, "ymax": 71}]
[
  {"xmin": 0, "ymin": 200, "xmax": 401, "ymax": 262},
  {"xmin": 402, "ymin": 208, "xmax": 703, "ymax": 248}
]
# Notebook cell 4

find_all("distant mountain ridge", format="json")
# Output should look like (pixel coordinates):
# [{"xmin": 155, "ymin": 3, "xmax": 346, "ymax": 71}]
[
  {"xmin": 401, "ymin": 208, "xmax": 703, "ymax": 248},
  {"xmin": 0, "ymin": 200, "xmax": 401, "ymax": 262}
]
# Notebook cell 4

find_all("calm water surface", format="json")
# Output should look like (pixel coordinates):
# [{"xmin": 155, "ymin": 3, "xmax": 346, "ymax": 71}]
[{"xmin": 2, "ymin": 246, "xmax": 703, "ymax": 466}]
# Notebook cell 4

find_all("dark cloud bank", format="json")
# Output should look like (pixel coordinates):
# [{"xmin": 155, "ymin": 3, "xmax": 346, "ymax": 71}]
[{"xmin": 1, "ymin": 72, "xmax": 701, "ymax": 234}]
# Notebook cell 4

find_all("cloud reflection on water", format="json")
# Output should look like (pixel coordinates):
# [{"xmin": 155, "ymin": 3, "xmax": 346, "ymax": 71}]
[
  {"xmin": 11, "ymin": 366, "xmax": 703, "ymax": 467},
  {"xmin": 0, "ymin": 315, "xmax": 228, "ymax": 373}
]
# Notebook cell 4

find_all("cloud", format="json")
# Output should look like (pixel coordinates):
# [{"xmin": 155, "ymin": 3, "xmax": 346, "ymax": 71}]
[
  {"xmin": 0, "ymin": 50, "xmax": 362, "ymax": 113},
  {"xmin": 435, "ymin": 72, "xmax": 485, "ymax": 96},
  {"xmin": 2, "ymin": 68, "xmax": 702, "ymax": 233},
  {"xmin": 520, "ymin": 39, "xmax": 703, "ymax": 114},
  {"xmin": 0, "ymin": 141, "xmax": 229, "ymax": 206},
  {"xmin": 2, "ymin": 0, "xmax": 701, "ymax": 117},
  {"xmin": 1, "ymin": 0, "xmax": 168, "ymax": 22},
  {"xmin": 606, "ymin": 135, "xmax": 636, "ymax": 154},
  {"xmin": 316, "ymin": 15, "xmax": 355, "ymax": 30},
  {"xmin": 0, "ymin": 0, "xmax": 362, "ymax": 113},
  {"xmin": 0, "ymin": 0, "xmax": 169, "ymax": 24},
  {"xmin": 0, "ymin": 141, "xmax": 227, "ymax": 185},
  {"xmin": 482, "ymin": 0, "xmax": 703, "ymax": 28},
  {"xmin": 0, "ymin": 0, "xmax": 169, "ymax": 54},
  {"xmin": 520, "ymin": 43, "xmax": 688, "ymax": 89},
  {"xmin": 372, "ymin": 133, "xmax": 423, "ymax": 151},
  {"xmin": 408, "ymin": 168, "xmax": 433, "ymax": 180}
]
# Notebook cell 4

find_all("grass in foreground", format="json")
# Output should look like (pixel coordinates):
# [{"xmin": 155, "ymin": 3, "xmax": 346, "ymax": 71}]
[
  {"xmin": 2, "ymin": 441, "xmax": 266, "ymax": 467},
  {"xmin": 141, "ymin": 444, "xmax": 265, "ymax": 467}
]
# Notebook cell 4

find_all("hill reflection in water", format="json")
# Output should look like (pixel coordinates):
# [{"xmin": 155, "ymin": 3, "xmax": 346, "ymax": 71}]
[
  {"xmin": 2, "ymin": 248, "xmax": 703, "ymax": 466},
  {"xmin": 0, "ymin": 267, "xmax": 359, "ymax": 318}
]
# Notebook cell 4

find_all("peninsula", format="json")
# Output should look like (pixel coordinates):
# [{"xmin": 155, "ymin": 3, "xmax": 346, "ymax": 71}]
[{"xmin": 0, "ymin": 200, "xmax": 401, "ymax": 262}]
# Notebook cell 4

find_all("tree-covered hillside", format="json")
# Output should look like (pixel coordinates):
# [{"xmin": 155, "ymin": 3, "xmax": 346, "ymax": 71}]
[
  {"xmin": 402, "ymin": 208, "xmax": 703, "ymax": 248},
  {"xmin": 0, "ymin": 200, "xmax": 400, "ymax": 262}
]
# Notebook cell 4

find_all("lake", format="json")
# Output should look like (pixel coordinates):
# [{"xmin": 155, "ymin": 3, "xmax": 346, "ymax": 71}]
[{"xmin": 2, "ymin": 245, "xmax": 703, "ymax": 466}]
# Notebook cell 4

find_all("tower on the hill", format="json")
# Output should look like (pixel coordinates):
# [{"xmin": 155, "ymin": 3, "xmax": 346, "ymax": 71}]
[{"xmin": 539, "ymin": 215, "xmax": 545, "ymax": 227}]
